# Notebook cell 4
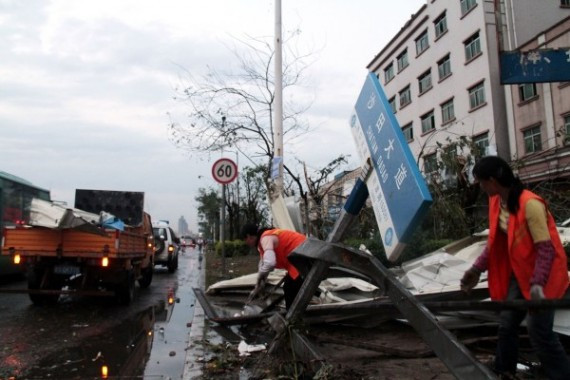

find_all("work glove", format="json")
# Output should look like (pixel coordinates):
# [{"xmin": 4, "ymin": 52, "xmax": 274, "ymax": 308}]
[
  {"xmin": 246, "ymin": 273, "xmax": 268, "ymax": 304},
  {"xmin": 530, "ymin": 284, "xmax": 545, "ymax": 300},
  {"xmin": 460, "ymin": 266, "xmax": 481, "ymax": 294}
]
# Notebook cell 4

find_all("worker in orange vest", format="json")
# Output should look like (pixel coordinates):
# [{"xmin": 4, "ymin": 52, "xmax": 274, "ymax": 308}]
[
  {"xmin": 461, "ymin": 156, "xmax": 570, "ymax": 379},
  {"xmin": 241, "ymin": 223, "xmax": 307, "ymax": 309}
]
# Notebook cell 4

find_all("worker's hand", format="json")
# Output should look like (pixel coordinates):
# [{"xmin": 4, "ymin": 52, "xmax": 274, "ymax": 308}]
[
  {"xmin": 246, "ymin": 274, "xmax": 267, "ymax": 304},
  {"xmin": 460, "ymin": 266, "xmax": 481, "ymax": 294},
  {"xmin": 530, "ymin": 284, "xmax": 545, "ymax": 300}
]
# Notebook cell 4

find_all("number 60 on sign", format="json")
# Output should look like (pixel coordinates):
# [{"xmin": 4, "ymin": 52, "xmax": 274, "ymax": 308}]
[{"xmin": 212, "ymin": 158, "xmax": 238, "ymax": 184}]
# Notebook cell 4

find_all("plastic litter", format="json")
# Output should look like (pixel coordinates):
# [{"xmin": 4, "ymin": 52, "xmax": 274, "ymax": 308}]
[{"xmin": 237, "ymin": 340, "xmax": 266, "ymax": 356}]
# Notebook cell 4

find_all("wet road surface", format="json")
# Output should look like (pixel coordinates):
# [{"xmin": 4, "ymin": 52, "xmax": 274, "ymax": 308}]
[{"xmin": 0, "ymin": 246, "xmax": 202, "ymax": 379}]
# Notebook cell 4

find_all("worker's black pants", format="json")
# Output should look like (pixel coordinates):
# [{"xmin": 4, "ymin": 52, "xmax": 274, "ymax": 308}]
[
  {"xmin": 283, "ymin": 274, "xmax": 304, "ymax": 310},
  {"xmin": 495, "ymin": 276, "xmax": 570, "ymax": 379}
]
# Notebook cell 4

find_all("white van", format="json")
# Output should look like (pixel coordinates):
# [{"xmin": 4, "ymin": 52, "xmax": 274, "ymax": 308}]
[{"xmin": 152, "ymin": 221, "xmax": 180, "ymax": 273}]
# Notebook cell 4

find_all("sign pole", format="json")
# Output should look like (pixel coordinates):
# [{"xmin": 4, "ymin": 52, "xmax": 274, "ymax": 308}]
[
  {"xmin": 221, "ymin": 183, "xmax": 226, "ymax": 277},
  {"xmin": 211, "ymin": 157, "xmax": 238, "ymax": 279}
]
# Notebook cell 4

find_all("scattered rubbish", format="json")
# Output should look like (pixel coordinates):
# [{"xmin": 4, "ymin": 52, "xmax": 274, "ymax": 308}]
[
  {"xmin": 169, "ymin": 351, "xmax": 176, "ymax": 357},
  {"xmin": 237, "ymin": 340, "xmax": 266, "ymax": 356},
  {"xmin": 91, "ymin": 352, "xmax": 102, "ymax": 362}
]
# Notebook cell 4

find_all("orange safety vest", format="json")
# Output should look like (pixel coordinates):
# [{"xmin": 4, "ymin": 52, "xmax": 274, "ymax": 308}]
[
  {"xmin": 259, "ymin": 229, "xmax": 306, "ymax": 280},
  {"xmin": 487, "ymin": 190, "xmax": 569, "ymax": 300}
]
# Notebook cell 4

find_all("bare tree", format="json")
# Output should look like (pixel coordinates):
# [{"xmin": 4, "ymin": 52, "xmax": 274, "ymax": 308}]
[{"xmin": 169, "ymin": 30, "xmax": 316, "ymax": 190}]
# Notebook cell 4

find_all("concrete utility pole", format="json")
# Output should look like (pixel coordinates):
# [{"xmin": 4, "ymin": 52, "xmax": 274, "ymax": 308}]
[{"xmin": 273, "ymin": 0, "xmax": 284, "ymax": 195}]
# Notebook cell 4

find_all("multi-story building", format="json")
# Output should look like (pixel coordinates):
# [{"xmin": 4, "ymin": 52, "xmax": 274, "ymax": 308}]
[
  {"xmin": 366, "ymin": 0, "xmax": 570, "ymax": 179},
  {"xmin": 504, "ymin": 16, "xmax": 570, "ymax": 182},
  {"xmin": 178, "ymin": 215, "xmax": 189, "ymax": 236}
]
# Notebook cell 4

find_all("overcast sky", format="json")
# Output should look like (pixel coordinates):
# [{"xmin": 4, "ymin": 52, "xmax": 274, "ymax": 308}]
[{"xmin": 1, "ymin": 0, "xmax": 424, "ymax": 233}]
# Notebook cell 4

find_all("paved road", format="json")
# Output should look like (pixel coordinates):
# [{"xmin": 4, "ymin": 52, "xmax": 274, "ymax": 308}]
[{"xmin": 0, "ymin": 246, "xmax": 203, "ymax": 379}]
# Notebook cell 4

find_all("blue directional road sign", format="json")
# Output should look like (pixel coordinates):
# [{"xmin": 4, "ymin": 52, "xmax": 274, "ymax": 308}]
[
  {"xmin": 350, "ymin": 73, "xmax": 432, "ymax": 261},
  {"xmin": 500, "ymin": 48, "xmax": 570, "ymax": 84}
]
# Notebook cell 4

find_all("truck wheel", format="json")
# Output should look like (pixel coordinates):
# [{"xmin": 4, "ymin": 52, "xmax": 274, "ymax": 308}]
[
  {"xmin": 28, "ymin": 267, "xmax": 60, "ymax": 306},
  {"xmin": 138, "ymin": 265, "xmax": 153, "ymax": 289},
  {"xmin": 167, "ymin": 254, "xmax": 178, "ymax": 273},
  {"xmin": 116, "ymin": 270, "xmax": 136, "ymax": 305}
]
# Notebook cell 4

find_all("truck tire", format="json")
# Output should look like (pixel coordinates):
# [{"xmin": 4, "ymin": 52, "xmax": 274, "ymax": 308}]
[
  {"xmin": 138, "ymin": 265, "xmax": 153, "ymax": 289},
  {"xmin": 167, "ymin": 254, "xmax": 178, "ymax": 273},
  {"xmin": 28, "ymin": 266, "xmax": 60, "ymax": 306},
  {"xmin": 116, "ymin": 270, "xmax": 136, "ymax": 305}
]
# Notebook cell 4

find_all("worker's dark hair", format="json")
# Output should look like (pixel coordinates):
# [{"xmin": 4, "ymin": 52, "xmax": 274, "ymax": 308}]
[
  {"xmin": 241, "ymin": 222, "xmax": 271, "ymax": 246},
  {"xmin": 472, "ymin": 156, "xmax": 525, "ymax": 213},
  {"xmin": 241, "ymin": 223, "xmax": 258, "ymax": 239}
]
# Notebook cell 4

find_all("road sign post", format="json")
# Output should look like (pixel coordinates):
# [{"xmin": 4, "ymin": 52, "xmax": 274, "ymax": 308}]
[{"xmin": 212, "ymin": 158, "xmax": 238, "ymax": 277}]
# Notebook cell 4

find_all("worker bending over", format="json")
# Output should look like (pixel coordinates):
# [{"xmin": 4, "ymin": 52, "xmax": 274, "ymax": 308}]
[{"xmin": 241, "ymin": 223, "xmax": 307, "ymax": 309}]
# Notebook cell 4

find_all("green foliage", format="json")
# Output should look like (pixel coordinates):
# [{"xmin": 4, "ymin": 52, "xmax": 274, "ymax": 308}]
[
  {"xmin": 214, "ymin": 240, "xmax": 250, "ymax": 257},
  {"xmin": 344, "ymin": 233, "xmax": 389, "ymax": 266},
  {"xmin": 529, "ymin": 179, "xmax": 570, "ymax": 224},
  {"xmin": 195, "ymin": 187, "xmax": 221, "ymax": 240}
]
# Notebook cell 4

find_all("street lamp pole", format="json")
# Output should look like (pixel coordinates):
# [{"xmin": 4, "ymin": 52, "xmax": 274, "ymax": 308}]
[{"xmin": 273, "ymin": 0, "xmax": 284, "ymax": 195}]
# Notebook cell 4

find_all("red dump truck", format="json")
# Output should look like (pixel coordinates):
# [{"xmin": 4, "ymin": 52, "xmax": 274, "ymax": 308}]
[{"xmin": 0, "ymin": 190, "xmax": 154, "ymax": 305}]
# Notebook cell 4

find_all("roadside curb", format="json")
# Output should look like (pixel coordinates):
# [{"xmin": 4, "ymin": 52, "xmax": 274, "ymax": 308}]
[{"xmin": 183, "ymin": 252, "xmax": 206, "ymax": 379}]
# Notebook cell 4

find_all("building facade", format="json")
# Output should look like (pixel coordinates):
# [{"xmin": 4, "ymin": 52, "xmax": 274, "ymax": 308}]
[
  {"xmin": 366, "ymin": 0, "xmax": 570, "ymax": 178},
  {"xmin": 178, "ymin": 215, "xmax": 189, "ymax": 237},
  {"xmin": 505, "ymin": 16, "xmax": 570, "ymax": 182}
]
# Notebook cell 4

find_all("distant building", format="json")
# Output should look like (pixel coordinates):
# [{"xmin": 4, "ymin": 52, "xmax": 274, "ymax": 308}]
[
  {"xmin": 178, "ymin": 216, "xmax": 189, "ymax": 236},
  {"xmin": 366, "ymin": 0, "xmax": 570, "ymax": 180}
]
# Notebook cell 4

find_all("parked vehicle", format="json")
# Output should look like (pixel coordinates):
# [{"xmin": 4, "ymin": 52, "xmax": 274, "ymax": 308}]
[
  {"xmin": 1, "ymin": 190, "xmax": 154, "ymax": 305},
  {"xmin": 152, "ymin": 221, "xmax": 180, "ymax": 273},
  {"xmin": 0, "ymin": 171, "xmax": 50, "ymax": 277}
]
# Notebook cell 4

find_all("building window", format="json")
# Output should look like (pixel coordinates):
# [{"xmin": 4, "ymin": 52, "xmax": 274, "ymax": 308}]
[
  {"xmin": 518, "ymin": 83, "xmax": 537, "ymax": 102},
  {"xmin": 389, "ymin": 96, "xmax": 397, "ymax": 113},
  {"xmin": 418, "ymin": 70, "xmax": 432, "ymax": 94},
  {"xmin": 424, "ymin": 153, "xmax": 438, "ymax": 173},
  {"xmin": 441, "ymin": 99, "xmax": 455, "ymax": 124},
  {"xmin": 523, "ymin": 126, "xmax": 542, "ymax": 153},
  {"xmin": 460, "ymin": 0, "xmax": 477, "ymax": 15},
  {"xmin": 562, "ymin": 0, "xmax": 570, "ymax": 6},
  {"xmin": 384, "ymin": 63, "xmax": 395, "ymax": 83},
  {"xmin": 565, "ymin": 115, "xmax": 570, "ymax": 137},
  {"xmin": 399, "ymin": 85, "xmax": 411, "ymax": 108},
  {"xmin": 464, "ymin": 32, "xmax": 481, "ymax": 61},
  {"xmin": 473, "ymin": 132, "xmax": 489, "ymax": 157},
  {"xmin": 397, "ymin": 49, "xmax": 409, "ymax": 72},
  {"xmin": 402, "ymin": 123, "xmax": 413, "ymax": 142},
  {"xmin": 434, "ymin": 12, "xmax": 448, "ymax": 38},
  {"xmin": 468, "ymin": 81, "xmax": 485, "ymax": 109},
  {"xmin": 415, "ymin": 30, "xmax": 429, "ymax": 55},
  {"xmin": 438, "ymin": 54, "xmax": 451, "ymax": 80},
  {"xmin": 421, "ymin": 110, "xmax": 435, "ymax": 134}
]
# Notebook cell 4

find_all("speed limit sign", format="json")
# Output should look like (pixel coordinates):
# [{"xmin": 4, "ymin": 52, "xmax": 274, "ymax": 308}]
[{"xmin": 212, "ymin": 158, "xmax": 238, "ymax": 184}]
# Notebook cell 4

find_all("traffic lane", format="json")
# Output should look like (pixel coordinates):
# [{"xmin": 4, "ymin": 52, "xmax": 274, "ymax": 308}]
[
  {"xmin": 144, "ymin": 247, "xmax": 201, "ymax": 379},
  {"xmin": 0, "ymin": 247, "xmax": 200, "ymax": 379}
]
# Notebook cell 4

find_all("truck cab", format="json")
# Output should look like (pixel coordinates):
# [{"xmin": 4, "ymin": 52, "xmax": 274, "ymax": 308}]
[{"xmin": 152, "ymin": 221, "xmax": 180, "ymax": 273}]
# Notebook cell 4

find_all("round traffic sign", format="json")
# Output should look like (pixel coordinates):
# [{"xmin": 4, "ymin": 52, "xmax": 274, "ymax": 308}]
[{"xmin": 212, "ymin": 158, "xmax": 238, "ymax": 184}]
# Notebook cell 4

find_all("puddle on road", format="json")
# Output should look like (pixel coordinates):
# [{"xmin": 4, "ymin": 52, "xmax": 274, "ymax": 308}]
[{"xmin": 22, "ymin": 287, "xmax": 195, "ymax": 380}]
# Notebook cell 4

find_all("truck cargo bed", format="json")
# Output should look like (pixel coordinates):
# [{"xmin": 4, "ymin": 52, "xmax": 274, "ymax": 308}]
[{"xmin": 2, "ymin": 226, "xmax": 150, "ymax": 259}]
